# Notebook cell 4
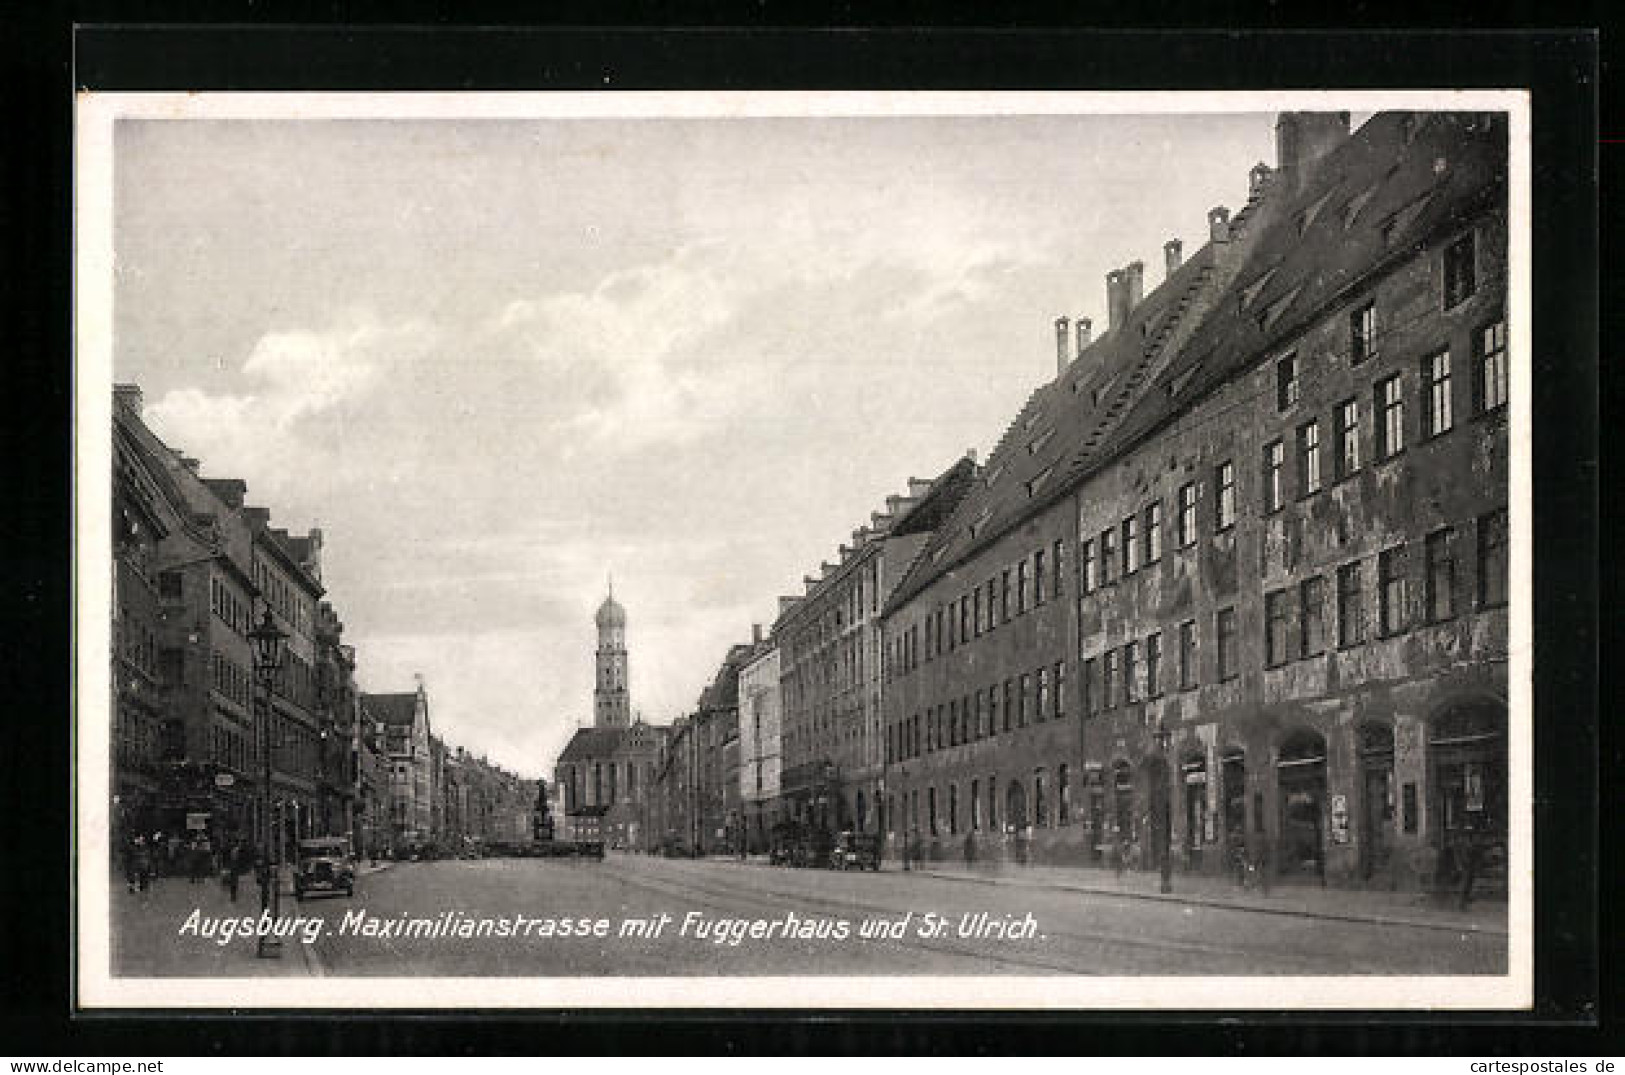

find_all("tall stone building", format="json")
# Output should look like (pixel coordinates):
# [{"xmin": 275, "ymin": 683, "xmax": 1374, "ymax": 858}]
[
  {"xmin": 880, "ymin": 111, "xmax": 1510, "ymax": 893},
  {"xmin": 594, "ymin": 583, "xmax": 630, "ymax": 729},
  {"xmin": 364, "ymin": 677, "xmax": 436, "ymax": 853},
  {"xmin": 774, "ymin": 458, "xmax": 978, "ymax": 846},
  {"xmin": 554, "ymin": 584, "xmax": 664, "ymax": 849}
]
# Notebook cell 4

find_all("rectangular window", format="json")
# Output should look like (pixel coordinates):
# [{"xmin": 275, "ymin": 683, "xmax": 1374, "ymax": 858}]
[
  {"xmin": 1016, "ymin": 561, "xmax": 1029, "ymax": 613},
  {"xmin": 1122, "ymin": 515, "xmax": 1140, "ymax": 573},
  {"xmin": 1425, "ymin": 527, "xmax": 1457, "ymax": 622},
  {"xmin": 1215, "ymin": 461, "xmax": 1236, "ymax": 530},
  {"xmin": 1082, "ymin": 658, "xmax": 1098, "ymax": 716},
  {"xmin": 1478, "ymin": 509, "xmax": 1509, "ymax": 608},
  {"xmin": 1276, "ymin": 352, "xmax": 1301, "ymax": 410},
  {"xmin": 1376, "ymin": 374, "xmax": 1405, "ymax": 459},
  {"xmin": 1052, "ymin": 540, "xmax": 1065, "ymax": 597},
  {"xmin": 1338, "ymin": 561, "xmax": 1366, "ymax": 647},
  {"xmin": 1443, "ymin": 230, "xmax": 1476, "ymax": 309},
  {"xmin": 1081, "ymin": 538, "xmax": 1097, "ymax": 593},
  {"xmin": 1034, "ymin": 550, "xmax": 1047, "ymax": 605},
  {"xmin": 1100, "ymin": 528, "xmax": 1117, "ymax": 585},
  {"xmin": 1476, "ymin": 319, "xmax": 1508, "ymax": 413},
  {"xmin": 1297, "ymin": 419, "xmax": 1322, "ymax": 496},
  {"xmin": 1144, "ymin": 502, "xmax": 1163, "ymax": 563},
  {"xmin": 1216, "ymin": 607, "xmax": 1238, "ymax": 680},
  {"xmin": 1054, "ymin": 661, "xmax": 1066, "ymax": 718},
  {"xmin": 1177, "ymin": 483, "xmax": 1198, "ymax": 548},
  {"xmin": 1035, "ymin": 668, "xmax": 1049, "ymax": 721},
  {"xmin": 988, "ymin": 685, "xmax": 1000, "ymax": 735},
  {"xmin": 1122, "ymin": 642, "xmax": 1139, "ymax": 703},
  {"xmin": 1003, "ymin": 680, "xmax": 1014, "ymax": 731},
  {"xmin": 973, "ymin": 586, "xmax": 983, "ymax": 636},
  {"xmin": 1018, "ymin": 674, "xmax": 1030, "ymax": 726},
  {"xmin": 1379, "ymin": 545, "xmax": 1409, "ymax": 637},
  {"xmin": 1265, "ymin": 589, "xmax": 1290, "ymax": 667},
  {"xmin": 1263, "ymin": 440, "xmax": 1285, "ymax": 513},
  {"xmin": 1145, "ymin": 632, "xmax": 1163, "ymax": 698},
  {"xmin": 1350, "ymin": 302, "xmax": 1378, "ymax": 365},
  {"xmin": 159, "ymin": 572, "xmax": 183, "ymax": 599},
  {"xmin": 1334, "ymin": 398, "xmax": 1360, "ymax": 479},
  {"xmin": 1423, "ymin": 349, "xmax": 1453, "ymax": 438},
  {"xmin": 949, "ymin": 699, "xmax": 960, "ymax": 746},
  {"xmin": 1179, "ymin": 619, "xmax": 1198, "ymax": 690},
  {"xmin": 1001, "ymin": 570, "xmax": 1011, "ymax": 622},
  {"xmin": 1300, "ymin": 575, "xmax": 1326, "ymax": 657},
  {"xmin": 986, "ymin": 579, "xmax": 997, "ymax": 630},
  {"xmin": 1102, "ymin": 651, "xmax": 1119, "ymax": 709}
]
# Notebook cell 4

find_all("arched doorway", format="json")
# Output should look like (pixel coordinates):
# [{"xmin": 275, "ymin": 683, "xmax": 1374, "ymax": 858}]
[
  {"xmin": 1277, "ymin": 729, "xmax": 1328, "ymax": 880},
  {"xmin": 1181, "ymin": 750, "xmax": 1209, "ymax": 871},
  {"xmin": 1005, "ymin": 780, "xmax": 1028, "ymax": 831},
  {"xmin": 1358, "ymin": 723, "xmax": 1396, "ymax": 883},
  {"xmin": 1111, "ymin": 760, "xmax": 1135, "ymax": 847},
  {"xmin": 1430, "ymin": 700, "xmax": 1507, "ymax": 886}
]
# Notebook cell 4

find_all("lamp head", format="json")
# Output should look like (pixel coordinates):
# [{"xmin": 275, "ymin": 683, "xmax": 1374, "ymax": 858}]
[{"xmin": 249, "ymin": 607, "xmax": 288, "ymax": 673}]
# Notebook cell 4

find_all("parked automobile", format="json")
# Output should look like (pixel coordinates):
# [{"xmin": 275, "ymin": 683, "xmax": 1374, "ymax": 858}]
[
  {"xmin": 828, "ymin": 831, "xmax": 881, "ymax": 872},
  {"xmin": 293, "ymin": 837, "xmax": 355, "ymax": 900}
]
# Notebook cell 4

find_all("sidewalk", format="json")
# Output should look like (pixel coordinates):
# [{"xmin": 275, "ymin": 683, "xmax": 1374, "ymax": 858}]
[
  {"xmin": 711, "ymin": 853, "xmax": 1506, "ymax": 935},
  {"xmin": 109, "ymin": 866, "xmax": 324, "ymax": 977},
  {"xmin": 904, "ymin": 858, "xmax": 1506, "ymax": 935}
]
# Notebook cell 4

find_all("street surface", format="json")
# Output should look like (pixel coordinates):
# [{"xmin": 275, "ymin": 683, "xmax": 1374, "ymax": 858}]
[{"xmin": 112, "ymin": 853, "xmax": 1506, "ymax": 977}]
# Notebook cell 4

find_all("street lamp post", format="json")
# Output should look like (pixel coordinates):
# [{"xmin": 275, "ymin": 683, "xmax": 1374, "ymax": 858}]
[
  {"xmin": 1153, "ymin": 719, "xmax": 1173, "ymax": 895},
  {"xmin": 249, "ymin": 607, "xmax": 288, "ymax": 958}
]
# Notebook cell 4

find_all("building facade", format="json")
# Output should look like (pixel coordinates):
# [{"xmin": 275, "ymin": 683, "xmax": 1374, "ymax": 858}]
[
  {"xmin": 737, "ymin": 636, "xmax": 782, "ymax": 854},
  {"xmin": 365, "ymin": 678, "xmax": 437, "ymax": 853},
  {"xmin": 775, "ymin": 459, "xmax": 978, "ymax": 847},
  {"xmin": 880, "ymin": 112, "xmax": 1509, "ymax": 892}
]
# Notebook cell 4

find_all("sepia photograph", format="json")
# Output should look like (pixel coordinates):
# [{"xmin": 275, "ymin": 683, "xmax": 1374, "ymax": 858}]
[{"xmin": 75, "ymin": 90, "xmax": 1531, "ymax": 1009}]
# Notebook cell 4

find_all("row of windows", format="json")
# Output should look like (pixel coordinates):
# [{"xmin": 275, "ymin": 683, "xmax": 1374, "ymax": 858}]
[
  {"xmin": 210, "ymin": 723, "xmax": 250, "ymax": 774},
  {"xmin": 1079, "ymin": 508, "xmax": 1509, "ymax": 707},
  {"xmin": 890, "ymin": 766, "xmax": 1075, "ymax": 838},
  {"xmin": 209, "ymin": 576, "xmax": 251, "ymax": 636},
  {"xmin": 253, "ymin": 556, "xmax": 313, "ymax": 640},
  {"xmin": 210, "ymin": 649, "xmax": 252, "ymax": 709},
  {"xmin": 889, "ymin": 541, "xmax": 1067, "ymax": 678},
  {"xmin": 887, "ymin": 660, "xmax": 1068, "ymax": 763},
  {"xmin": 116, "ymin": 612, "xmax": 157, "ymax": 680},
  {"xmin": 1270, "ymin": 314, "xmax": 1507, "ymax": 502}
]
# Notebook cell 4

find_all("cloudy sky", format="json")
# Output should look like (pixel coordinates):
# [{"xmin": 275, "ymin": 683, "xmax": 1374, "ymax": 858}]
[{"xmin": 112, "ymin": 103, "xmax": 1278, "ymax": 777}]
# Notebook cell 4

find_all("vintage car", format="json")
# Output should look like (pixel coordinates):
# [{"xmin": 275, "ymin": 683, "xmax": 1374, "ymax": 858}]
[
  {"xmin": 828, "ymin": 831, "xmax": 881, "ymax": 872},
  {"xmin": 293, "ymin": 837, "xmax": 355, "ymax": 900}
]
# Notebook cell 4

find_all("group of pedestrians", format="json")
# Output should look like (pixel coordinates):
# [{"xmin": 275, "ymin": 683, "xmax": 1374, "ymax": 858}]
[{"xmin": 122, "ymin": 830, "xmax": 256, "ymax": 901}]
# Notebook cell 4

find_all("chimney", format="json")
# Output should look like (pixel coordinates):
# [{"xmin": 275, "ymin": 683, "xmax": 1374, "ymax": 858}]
[
  {"xmin": 1248, "ymin": 162, "xmax": 1274, "ymax": 201},
  {"xmin": 1125, "ymin": 261, "xmax": 1144, "ymax": 309},
  {"xmin": 113, "ymin": 384, "xmax": 143, "ymax": 418},
  {"xmin": 1275, "ymin": 111, "xmax": 1350, "ymax": 190},
  {"xmin": 778, "ymin": 596, "xmax": 801, "ymax": 616},
  {"xmin": 1106, "ymin": 269, "xmax": 1127, "ymax": 331},
  {"xmin": 966, "ymin": 447, "xmax": 978, "ymax": 465},
  {"xmin": 180, "ymin": 457, "xmax": 200, "ymax": 474},
  {"xmin": 1075, "ymin": 317, "xmax": 1092, "ymax": 354},
  {"xmin": 1164, "ymin": 238, "xmax": 1184, "ymax": 278},
  {"xmin": 1208, "ymin": 206, "xmax": 1232, "ymax": 244},
  {"xmin": 752, "ymin": 623, "xmax": 764, "ymax": 645},
  {"xmin": 304, "ymin": 527, "xmax": 324, "ymax": 582},
  {"xmin": 1053, "ymin": 316, "xmax": 1070, "ymax": 376},
  {"xmin": 907, "ymin": 478, "xmax": 933, "ymax": 498},
  {"xmin": 243, "ymin": 506, "xmax": 270, "ymax": 530},
  {"xmin": 885, "ymin": 495, "xmax": 906, "ymax": 516}
]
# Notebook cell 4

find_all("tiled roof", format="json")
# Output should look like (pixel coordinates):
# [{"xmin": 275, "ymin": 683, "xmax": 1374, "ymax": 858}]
[
  {"xmin": 1111, "ymin": 111, "xmax": 1506, "ymax": 460},
  {"xmin": 362, "ymin": 692, "xmax": 418, "ymax": 727},
  {"xmin": 887, "ymin": 231, "xmax": 1223, "ymax": 612},
  {"xmin": 557, "ymin": 727, "xmax": 628, "ymax": 762},
  {"xmin": 886, "ymin": 111, "xmax": 1504, "ymax": 614}
]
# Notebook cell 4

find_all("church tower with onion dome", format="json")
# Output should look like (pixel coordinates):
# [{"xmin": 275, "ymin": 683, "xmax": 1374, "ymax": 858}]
[{"xmin": 593, "ymin": 578, "xmax": 630, "ymax": 728}]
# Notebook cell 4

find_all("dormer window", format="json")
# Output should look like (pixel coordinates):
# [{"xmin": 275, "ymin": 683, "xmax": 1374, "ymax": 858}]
[
  {"xmin": 1025, "ymin": 466, "xmax": 1054, "ymax": 499},
  {"xmin": 1028, "ymin": 427, "xmax": 1055, "ymax": 455}
]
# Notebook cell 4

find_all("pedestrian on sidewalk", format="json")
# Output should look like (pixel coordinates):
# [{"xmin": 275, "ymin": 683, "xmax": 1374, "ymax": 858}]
[
  {"xmin": 188, "ymin": 834, "xmax": 211, "ymax": 884},
  {"xmin": 133, "ymin": 835, "xmax": 154, "ymax": 892},
  {"xmin": 223, "ymin": 840, "xmax": 247, "ymax": 903},
  {"xmin": 122, "ymin": 835, "xmax": 140, "ymax": 892}
]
